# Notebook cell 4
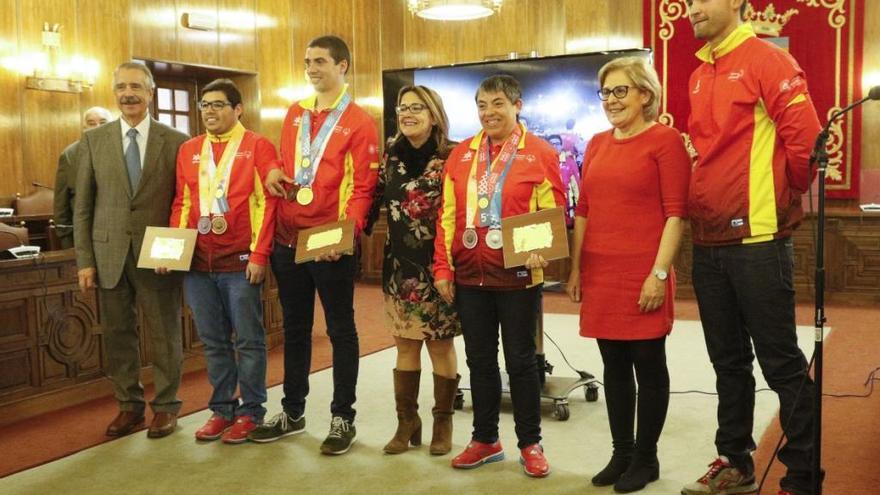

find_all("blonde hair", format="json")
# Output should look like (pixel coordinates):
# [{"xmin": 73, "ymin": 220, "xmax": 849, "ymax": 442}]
[
  {"xmin": 392, "ymin": 85, "xmax": 451, "ymax": 153},
  {"xmin": 598, "ymin": 56, "xmax": 662, "ymax": 121}
]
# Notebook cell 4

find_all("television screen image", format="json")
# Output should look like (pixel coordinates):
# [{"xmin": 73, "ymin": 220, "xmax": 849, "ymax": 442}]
[{"xmin": 382, "ymin": 48, "xmax": 652, "ymax": 226}]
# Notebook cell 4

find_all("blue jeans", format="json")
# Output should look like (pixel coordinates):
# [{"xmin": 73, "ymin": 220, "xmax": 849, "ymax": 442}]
[
  {"xmin": 692, "ymin": 238, "xmax": 814, "ymax": 494},
  {"xmin": 270, "ymin": 243, "xmax": 359, "ymax": 422},
  {"xmin": 184, "ymin": 270, "xmax": 268, "ymax": 421}
]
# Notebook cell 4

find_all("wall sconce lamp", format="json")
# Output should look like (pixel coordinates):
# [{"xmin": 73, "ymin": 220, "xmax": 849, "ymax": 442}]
[
  {"xmin": 181, "ymin": 12, "xmax": 217, "ymax": 31},
  {"xmin": 1, "ymin": 23, "xmax": 99, "ymax": 94}
]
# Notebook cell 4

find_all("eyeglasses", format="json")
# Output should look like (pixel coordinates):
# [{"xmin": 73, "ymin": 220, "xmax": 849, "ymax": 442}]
[
  {"xmin": 198, "ymin": 100, "xmax": 233, "ymax": 111},
  {"xmin": 395, "ymin": 103, "xmax": 426, "ymax": 114},
  {"xmin": 597, "ymin": 85, "xmax": 636, "ymax": 101}
]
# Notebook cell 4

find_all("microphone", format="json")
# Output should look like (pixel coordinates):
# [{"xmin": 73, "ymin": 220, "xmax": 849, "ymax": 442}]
[
  {"xmin": 811, "ymin": 86, "xmax": 879, "ymax": 165},
  {"xmin": 32, "ymin": 181, "xmax": 53, "ymax": 190}
]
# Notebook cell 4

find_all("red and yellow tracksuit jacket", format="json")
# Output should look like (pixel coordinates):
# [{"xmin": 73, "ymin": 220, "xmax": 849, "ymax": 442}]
[
  {"xmin": 274, "ymin": 89, "xmax": 379, "ymax": 247},
  {"xmin": 170, "ymin": 129, "xmax": 278, "ymax": 271},
  {"xmin": 687, "ymin": 23, "xmax": 821, "ymax": 246},
  {"xmin": 433, "ymin": 125, "xmax": 565, "ymax": 289}
]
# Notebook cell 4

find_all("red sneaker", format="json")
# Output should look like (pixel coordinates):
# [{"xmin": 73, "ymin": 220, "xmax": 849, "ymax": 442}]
[
  {"xmin": 222, "ymin": 415, "xmax": 258, "ymax": 444},
  {"xmin": 195, "ymin": 414, "xmax": 234, "ymax": 441},
  {"xmin": 519, "ymin": 443, "xmax": 550, "ymax": 478},
  {"xmin": 451, "ymin": 440, "xmax": 505, "ymax": 469}
]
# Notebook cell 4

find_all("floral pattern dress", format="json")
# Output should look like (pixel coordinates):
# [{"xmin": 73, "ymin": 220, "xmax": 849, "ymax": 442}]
[{"xmin": 367, "ymin": 138, "xmax": 461, "ymax": 341}]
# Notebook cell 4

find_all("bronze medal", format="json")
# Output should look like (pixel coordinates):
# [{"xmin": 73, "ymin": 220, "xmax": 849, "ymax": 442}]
[
  {"xmin": 296, "ymin": 187, "xmax": 314, "ymax": 206},
  {"xmin": 197, "ymin": 216, "xmax": 211, "ymax": 235},
  {"xmin": 211, "ymin": 215, "xmax": 228, "ymax": 235},
  {"xmin": 462, "ymin": 228, "xmax": 478, "ymax": 249},
  {"xmin": 485, "ymin": 229, "xmax": 503, "ymax": 249}
]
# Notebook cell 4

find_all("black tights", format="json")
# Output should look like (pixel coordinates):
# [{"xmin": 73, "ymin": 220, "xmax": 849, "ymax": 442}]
[{"xmin": 597, "ymin": 337, "xmax": 670, "ymax": 457}]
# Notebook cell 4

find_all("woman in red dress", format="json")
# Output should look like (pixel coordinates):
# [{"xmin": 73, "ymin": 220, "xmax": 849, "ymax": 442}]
[{"xmin": 566, "ymin": 56, "xmax": 691, "ymax": 493}]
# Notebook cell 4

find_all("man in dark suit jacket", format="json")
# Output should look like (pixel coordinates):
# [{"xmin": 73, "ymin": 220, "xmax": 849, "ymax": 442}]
[
  {"xmin": 74, "ymin": 62, "xmax": 189, "ymax": 438},
  {"xmin": 54, "ymin": 106, "xmax": 113, "ymax": 248}
]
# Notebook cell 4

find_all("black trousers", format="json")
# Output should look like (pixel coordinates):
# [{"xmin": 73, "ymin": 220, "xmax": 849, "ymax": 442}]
[
  {"xmin": 271, "ymin": 243, "xmax": 359, "ymax": 422},
  {"xmin": 597, "ymin": 337, "xmax": 669, "ymax": 456},
  {"xmin": 693, "ymin": 238, "xmax": 814, "ymax": 494},
  {"xmin": 456, "ymin": 285, "xmax": 542, "ymax": 449}
]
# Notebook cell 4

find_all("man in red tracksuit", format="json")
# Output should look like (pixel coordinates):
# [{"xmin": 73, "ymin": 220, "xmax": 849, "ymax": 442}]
[
  {"xmin": 680, "ymin": 2, "xmax": 822, "ymax": 495},
  {"xmin": 247, "ymin": 35, "xmax": 379, "ymax": 455},
  {"xmin": 166, "ymin": 78, "xmax": 278, "ymax": 444}
]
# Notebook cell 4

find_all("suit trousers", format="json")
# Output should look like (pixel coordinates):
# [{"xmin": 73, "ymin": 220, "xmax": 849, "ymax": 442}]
[{"xmin": 99, "ymin": 249, "xmax": 183, "ymax": 414}]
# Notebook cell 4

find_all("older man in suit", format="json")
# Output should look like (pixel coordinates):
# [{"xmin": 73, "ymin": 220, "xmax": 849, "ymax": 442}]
[
  {"xmin": 54, "ymin": 106, "xmax": 113, "ymax": 248},
  {"xmin": 74, "ymin": 62, "xmax": 189, "ymax": 438}
]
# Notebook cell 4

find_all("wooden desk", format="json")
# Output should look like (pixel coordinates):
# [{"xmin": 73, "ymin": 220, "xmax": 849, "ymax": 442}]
[{"xmin": 0, "ymin": 250, "xmax": 285, "ymax": 426}]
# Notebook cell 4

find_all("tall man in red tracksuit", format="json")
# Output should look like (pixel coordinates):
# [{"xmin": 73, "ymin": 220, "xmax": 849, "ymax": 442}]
[
  {"xmin": 166, "ymin": 78, "xmax": 278, "ymax": 444},
  {"xmin": 248, "ymin": 35, "xmax": 379, "ymax": 455},
  {"xmin": 680, "ymin": 2, "xmax": 821, "ymax": 495}
]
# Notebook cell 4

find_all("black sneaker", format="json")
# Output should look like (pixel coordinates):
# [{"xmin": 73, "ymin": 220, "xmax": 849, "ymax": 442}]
[
  {"xmin": 247, "ymin": 412, "xmax": 305, "ymax": 443},
  {"xmin": 320, "ymin": 416, "xmax": 356, "ymax": 455}
]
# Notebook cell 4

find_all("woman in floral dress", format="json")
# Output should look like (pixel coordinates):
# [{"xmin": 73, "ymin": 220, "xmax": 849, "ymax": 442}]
[{"xmin": 366, "ymin": 85, "xmax": 461, "ymax": 456}]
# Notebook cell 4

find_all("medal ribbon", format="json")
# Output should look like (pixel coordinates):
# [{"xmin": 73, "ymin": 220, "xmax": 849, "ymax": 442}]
[
  {"xmin": 198, "ymin": 121, "xmax": 246, "ymax": 217},
  {"xmin": 466, "ymin": 124, "xmax": 522, "ymax": 229},
  {"xmin": 295, "ymin": 91, "xmax": 352, "ymax": 188}
]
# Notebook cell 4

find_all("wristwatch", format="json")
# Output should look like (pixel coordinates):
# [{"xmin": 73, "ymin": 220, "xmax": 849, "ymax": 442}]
[{"xmin": 652, "ymin": 268, "xmax": 668, "ymax": 281}]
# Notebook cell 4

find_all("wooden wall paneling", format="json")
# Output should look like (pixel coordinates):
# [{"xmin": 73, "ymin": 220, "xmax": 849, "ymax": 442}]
[
  {"xmin": 20, "ymin": 0, "xmax": 80, "ymax": 194},
  {"xmin": 564, "ymin": 0, "xmax": 614, "ymax": 53},
  {"xmin": 480, "ymin": 0, "xmax": 538, "ymax": 59},
  {"xmin": 531, "ymin": 0, "xmax": 567, "ymax": 58},
  {"xmin": 606, "ymin": 0, "xmax": 646, "ymax": 49},
  {"xmin": 130, "ymin": 0, "xmax": 177, "ymax": 62},
  {"xmin": 352, "ymin": 0, "xmax": 383, "ymax": 125},
  {"xmin": 379, "ymin": 0, "xmax": 404, "ymax": 71},
  {"xmin": 0, "ymin": 0, "xmax": 25, "ymax": 199},
  {"xmin": 254, "ymin": 0, "xmax": 292, "ymax": 147},
  {"xmin": 218, "ymin": 0, "xmax": 256, "ymax": 71},
  {"xmin": 176, "ymin": 0, "xmax": 219, "ymax": 67},
  {"xmin": 229, "ymin": 73, "xmax": 259, "ymax": 131},
  {"xmin": 75, "ymin": 0, "xmax": 131, "ymax": 125}
]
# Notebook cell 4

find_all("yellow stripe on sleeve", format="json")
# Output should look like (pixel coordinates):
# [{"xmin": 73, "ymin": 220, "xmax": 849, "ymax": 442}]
[
  {"xmin": 338, "ymin": 152, "xmax": 355, "ymax": 220},
  {"xmin": 249, "ymin": 170, "xmax": 267, "ymax": 251},
  {"xmin": 440, "ymin": 172, "xmax": 457, "ymax": 273},
  {"xmin": 745, "ymin": 99, "xmax": 779, "ymax": 242},
  {"xmin": 178, "ymin": 183, "xmax": 192, "ymax": 228}
]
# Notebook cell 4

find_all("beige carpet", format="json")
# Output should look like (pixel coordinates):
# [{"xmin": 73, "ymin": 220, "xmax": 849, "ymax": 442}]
[{"xmin": 0, "ymin": 314, "xmax": 818, "ymax": 495}]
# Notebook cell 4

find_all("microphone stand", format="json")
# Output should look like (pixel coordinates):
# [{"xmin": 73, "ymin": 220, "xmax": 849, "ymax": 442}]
[{"xmin": 808, "ymin": 91, "xmax": 876, "ymax": 495}]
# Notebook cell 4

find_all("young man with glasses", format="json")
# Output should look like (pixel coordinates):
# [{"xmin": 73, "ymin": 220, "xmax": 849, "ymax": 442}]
[
  {"xmin": 249, "ymin": 35, "xmax": 379, "ymax": 455},
  {"xmin": 163, "ymin": 78, "xmax": 279, "ymax": 443}
]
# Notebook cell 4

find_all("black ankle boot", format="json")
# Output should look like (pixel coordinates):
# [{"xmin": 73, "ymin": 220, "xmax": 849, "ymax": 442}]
[
  {"xmin": 613, "ymin": 453, "xmax": 659, "ymax": 493},
  {"xmin": 591, "ymin": 453, "xmax": 632, "ymax": 487}
]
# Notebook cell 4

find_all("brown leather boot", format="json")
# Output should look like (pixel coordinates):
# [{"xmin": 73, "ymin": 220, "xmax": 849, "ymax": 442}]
[
  {"xmin": 383, "ymin": 369, "xmax": 422, "ymax": 454},
  {"xmin": 430, "ymin": 373, "xmax": 460, "ymax": 455}
]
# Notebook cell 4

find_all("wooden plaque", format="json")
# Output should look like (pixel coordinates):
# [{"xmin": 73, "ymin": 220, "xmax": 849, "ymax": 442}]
[
  {"xmin": 137, "ymin": 226, "xmax": 198, "ymax": 270},
  {"xmin": 295, "ymin": 219, "xmax": 355, "ymax": 264},
  {"xmin": 501, "ymin": 207, "xmax": 569, "ymax": 269}
]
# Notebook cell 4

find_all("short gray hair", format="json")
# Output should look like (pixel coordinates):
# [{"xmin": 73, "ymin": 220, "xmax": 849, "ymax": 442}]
[
  {"xmin": 475, "ymin": 74, "xmax": 522, "ymax": 106},
  {"xmin": 112, "ymin": 62, "xmax": 155, "ymax": 90},
  {"xmin": 598, "ymin": 56, "xmax": 662, "ymax": 121}
]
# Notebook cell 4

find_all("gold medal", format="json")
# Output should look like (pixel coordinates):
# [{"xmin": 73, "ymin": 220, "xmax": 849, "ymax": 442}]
[
  {"xmin": 211, "ymin": 216, "xmax": 228, "ymax": 235},
  {"xmin": 296, "ymin": 187, "xmax": 314, "ymax": 206},
  {"xmin": 478, "ymin": 197, "xmax": 489, "ymax": 209},
  {"xmin": 301, "ymin": 157, "xmax": 311, "ymax": 168}
]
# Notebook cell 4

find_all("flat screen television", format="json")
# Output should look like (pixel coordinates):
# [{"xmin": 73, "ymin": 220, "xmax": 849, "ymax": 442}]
[{"xmin": 381, "ymin": 48, "xmax": 652, "ymax": 225}]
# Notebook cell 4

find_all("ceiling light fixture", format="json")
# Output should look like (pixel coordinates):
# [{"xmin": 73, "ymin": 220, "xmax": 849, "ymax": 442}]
[{"xmin": 407, "ymin": 0, "xmax": 503, "ymax": 21}]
